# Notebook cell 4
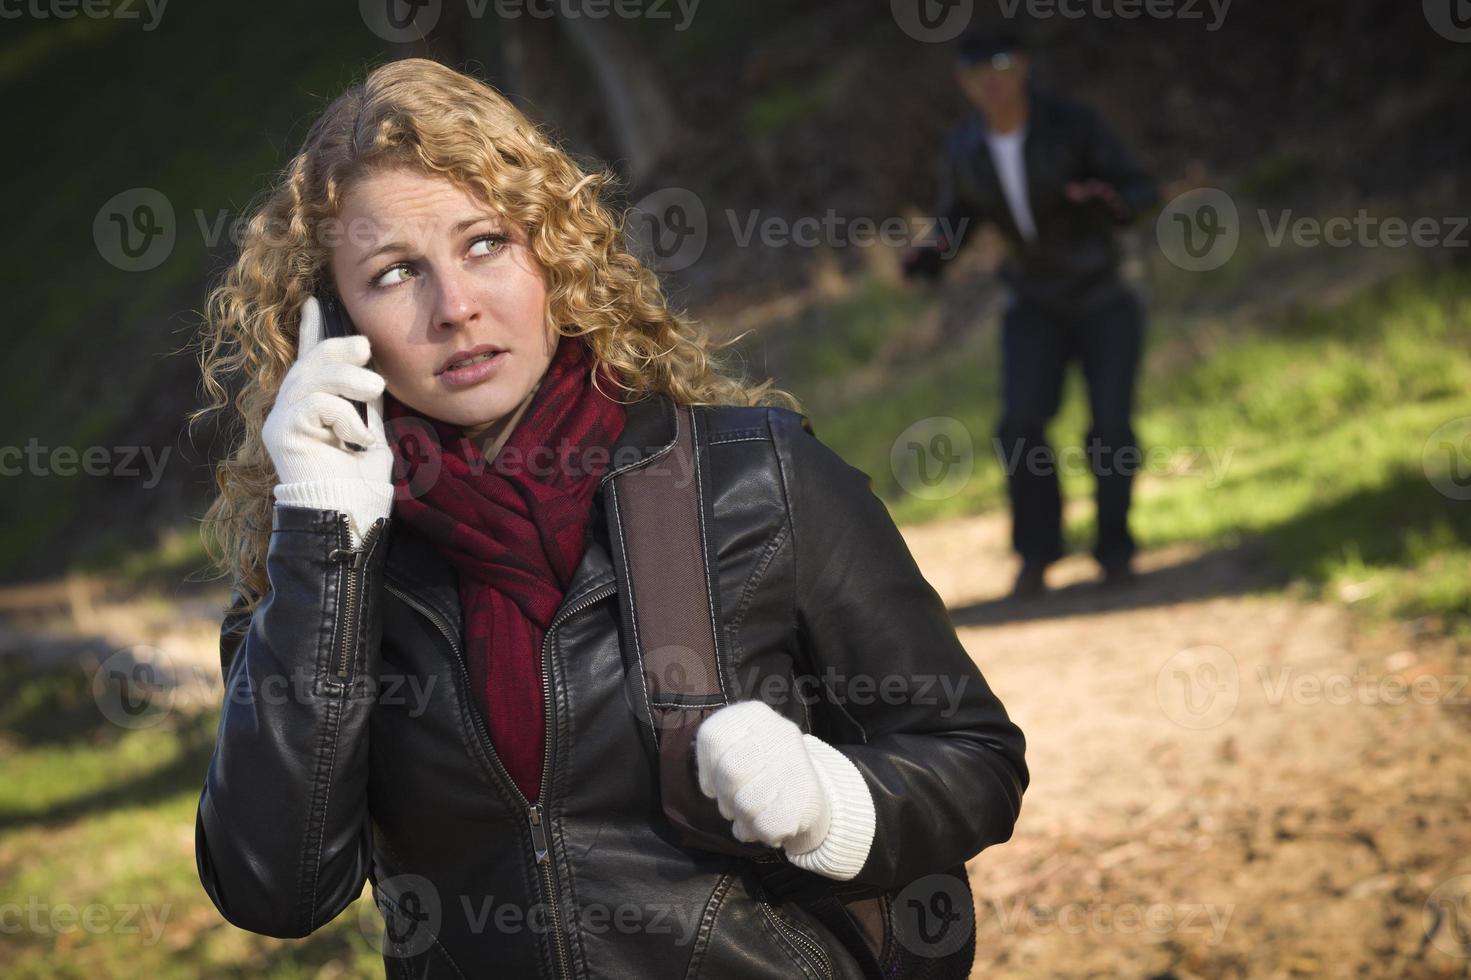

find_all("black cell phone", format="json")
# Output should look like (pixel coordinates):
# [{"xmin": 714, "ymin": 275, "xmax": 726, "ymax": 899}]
[{"xmin": 314, "ymin": 284, "xmax": 371, "ymax": 445}]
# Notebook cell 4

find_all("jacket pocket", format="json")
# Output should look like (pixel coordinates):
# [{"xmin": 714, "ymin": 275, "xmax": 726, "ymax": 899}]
[
  {"xmin": 683, "ymin": 871, "xmax": 842, "ymax": 980},
  {"xmin": 379, "ymin": 935, "xmax": 470, "ymax": 980},
  {"xmin": 756, "ymin": 899, "xmax": 835, "ymax": 980}
]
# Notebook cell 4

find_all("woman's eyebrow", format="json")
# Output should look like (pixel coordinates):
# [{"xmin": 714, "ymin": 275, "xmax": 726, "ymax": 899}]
[{"xmin": 356, "ymin": 214, "xmax": 503, "ymax": 266}]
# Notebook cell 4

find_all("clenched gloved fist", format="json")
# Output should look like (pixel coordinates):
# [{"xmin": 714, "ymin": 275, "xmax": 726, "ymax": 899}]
[
  {"xmin": 694, "ymin": 698, "xmax": 877, "ymax": 881},
  {"xmin": 262, "ymin": 295, "xmax": 394, "ymax": 548}
]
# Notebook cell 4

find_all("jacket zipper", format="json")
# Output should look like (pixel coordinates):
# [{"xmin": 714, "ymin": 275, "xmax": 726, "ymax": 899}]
[
  {"xmin": 382, "ymin": 576, "xmax": 616, "ymax": 980},
  {"xmin": 328, "ymin": 514, "xmax": 387, "ymax": 684},
  {"xmin": 759, "ymin": 900, "xmax": 834, "ymax": 980}
]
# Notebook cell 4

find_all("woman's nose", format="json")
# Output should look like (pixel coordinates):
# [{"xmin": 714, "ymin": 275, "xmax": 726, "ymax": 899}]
[{"xmin": 431, "ymin": 270, "xmax": 480, "ymax": 331}]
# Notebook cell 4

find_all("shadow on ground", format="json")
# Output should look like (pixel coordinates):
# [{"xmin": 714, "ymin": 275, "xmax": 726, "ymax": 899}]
[{"xmin": 949, "ymin": 542, "xmax": 1288, "ymax": 628}]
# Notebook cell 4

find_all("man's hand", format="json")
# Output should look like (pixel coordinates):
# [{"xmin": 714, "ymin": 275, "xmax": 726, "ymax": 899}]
[
  {"xmin": 900, "ymin": 243, "xmax": 946, "ymax": 282},
  {"xmin": 1064, "ymin": 178, "xmax": 1128, "ymax": 220}
]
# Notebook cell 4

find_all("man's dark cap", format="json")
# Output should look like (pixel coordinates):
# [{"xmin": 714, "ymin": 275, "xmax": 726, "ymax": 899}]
[{"xmin": 955, "ymin": 32, "xmax": 1025, "ymax": 66}]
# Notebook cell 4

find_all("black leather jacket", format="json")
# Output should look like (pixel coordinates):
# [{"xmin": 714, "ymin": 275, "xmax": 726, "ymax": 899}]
[
  {"xmin": 195, "ymin": 391, "xmax": 1029, "ymax": 979},
  {"xmin": 921, "ymin": 87, "xmax": 1158, "ymax": 314}
]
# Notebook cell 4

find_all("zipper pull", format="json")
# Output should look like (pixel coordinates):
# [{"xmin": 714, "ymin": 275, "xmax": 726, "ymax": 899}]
[
  {"xmin": 527, "ymin": 804, "xmax": 551, "ymax": 864},
  {"xmin": 328, "ymin": 546, "xmax": 371, "ymax": 571},
  {"xmin": 330, "ymin": 515, "xmax": 387, "ymax": 565}
]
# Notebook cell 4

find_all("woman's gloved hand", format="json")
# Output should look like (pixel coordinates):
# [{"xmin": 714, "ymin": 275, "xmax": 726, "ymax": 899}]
[
  {"xmin": 262, "ymin": 295, "xmax": 394, "ymax": 547},
  {"xmin": 694, "ymin": 698, "xmax": 877, "ymax": 881}
]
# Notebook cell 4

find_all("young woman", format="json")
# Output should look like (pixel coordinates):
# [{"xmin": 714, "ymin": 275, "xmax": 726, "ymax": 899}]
[{"xmin": 192, "ymin": 58, "xmax": 1028, "ymax": 979}]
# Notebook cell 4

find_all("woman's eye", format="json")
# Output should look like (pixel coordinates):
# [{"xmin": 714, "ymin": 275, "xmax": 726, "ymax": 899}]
[
  {"xmin": 469, "ymin": 233, "xmax": 509, "ymax": 257},
  {"xmin": 372, "ymin": 263, "xmax": 415, "ymax": 288},
  {"xmin": 368, "ymin": 234, "xmax": 506, "ymax": 288}
]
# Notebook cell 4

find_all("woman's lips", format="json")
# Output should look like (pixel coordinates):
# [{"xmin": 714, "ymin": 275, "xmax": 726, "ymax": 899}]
[{"xmin": 438, "ymin": 350, "xmax": 508, "ymax": 388}]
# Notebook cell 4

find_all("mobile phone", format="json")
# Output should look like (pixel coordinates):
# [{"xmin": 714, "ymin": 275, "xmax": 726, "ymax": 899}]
[{"xmin": 313, "ymin": 283, "xmax": 371, "ymax": 447}]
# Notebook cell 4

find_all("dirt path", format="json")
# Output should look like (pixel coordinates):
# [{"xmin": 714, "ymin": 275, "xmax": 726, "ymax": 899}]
[
  {"xmin": 4, "ymin": 509, "xmax": 1468, "ymax": 977},
  {"xmin": 896, "ymin": 513, "xmax": 1471, "ymax": 979}
]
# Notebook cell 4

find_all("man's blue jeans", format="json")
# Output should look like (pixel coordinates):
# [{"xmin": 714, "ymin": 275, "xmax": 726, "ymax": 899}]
[{"xmin": 992, "ymin": 286, "xmax": 1145, "ymax": 568}]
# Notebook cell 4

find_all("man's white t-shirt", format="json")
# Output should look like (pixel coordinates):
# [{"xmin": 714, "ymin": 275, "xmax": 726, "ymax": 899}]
[{"xmin": 984, "ymin": 126, "xmax": 1038, "ymax": 244}]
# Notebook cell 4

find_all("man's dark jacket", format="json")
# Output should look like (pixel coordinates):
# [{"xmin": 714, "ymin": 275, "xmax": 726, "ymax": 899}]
[
  {"xmin": 195, "ymin": 392, "xmax": 1029, "ymax": 979},
  {"xmin": 921, "ymin": 87, "xmax": 1158, "ymax": 313}
]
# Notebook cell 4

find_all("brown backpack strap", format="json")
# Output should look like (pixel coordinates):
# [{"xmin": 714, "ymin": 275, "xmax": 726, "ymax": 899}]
[
  {"xmin": 609, "ymin": 400, "xmax": 768, "ymax": 857},
  {"xmin": 610, "ymin": 401, "xmax": 921, "ymax": 979}
]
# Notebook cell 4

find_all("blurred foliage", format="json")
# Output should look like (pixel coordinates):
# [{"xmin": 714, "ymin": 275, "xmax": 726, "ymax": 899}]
[
  {"xmin": 0, "ymin": 6, "xmax": 383, "ymax": 575},
  {"xmin": 767, "ymin": 263, "xmax": 1471, "ymax": 632}
]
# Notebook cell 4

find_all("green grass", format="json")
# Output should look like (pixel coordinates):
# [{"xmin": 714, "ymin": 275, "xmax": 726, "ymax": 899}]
[
  {"xmin": 0, "ymin": 658, "xmax": 385, "ymax": 978},
  {"xmin": 1128, "ymin": 270, "xmax": 1471, "ymax": 625},
  {"xmin": 765, "ymin": 263, "xmax": 1471, "ymax": 632}
]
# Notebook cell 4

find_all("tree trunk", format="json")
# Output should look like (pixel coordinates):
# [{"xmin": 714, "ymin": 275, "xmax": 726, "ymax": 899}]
[{"xmin": 555, "ymin": 15, "xmax": 678, "ymax": 187}]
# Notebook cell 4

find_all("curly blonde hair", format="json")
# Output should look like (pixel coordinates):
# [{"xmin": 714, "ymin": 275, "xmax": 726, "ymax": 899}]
[{"xmin": 190, "ymin": 57, "xmax": 798, "ymax": 606}]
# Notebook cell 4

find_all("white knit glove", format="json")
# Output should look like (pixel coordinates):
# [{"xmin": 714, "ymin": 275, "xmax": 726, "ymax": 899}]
[
  {"xmin": 695, "ymin": 698, "xmax": 877, "ymax": 881},
  {"xmin": 262, "ymin": 296, "xmax": 394, "ymax": 548}
]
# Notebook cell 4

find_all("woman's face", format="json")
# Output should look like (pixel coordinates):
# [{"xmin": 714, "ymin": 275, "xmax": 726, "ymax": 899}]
[{"xmin": 327, "ymin": 166, "xmax": 555, "ymax": 441}]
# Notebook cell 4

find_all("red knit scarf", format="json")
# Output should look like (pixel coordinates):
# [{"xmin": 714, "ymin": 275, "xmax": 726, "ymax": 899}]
[{"xmin": 383, "ymin": 334, "xmax": 627, "ymax": 802}]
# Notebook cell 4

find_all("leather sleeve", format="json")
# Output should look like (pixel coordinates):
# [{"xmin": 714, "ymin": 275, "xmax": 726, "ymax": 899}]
[
  {"xmin": 1073, "ymin": 100, "xmax": 1159, "ymax": 222},
  {"xmin": 769, "ymin": 409, "xmax": 1029, "ymax": 891},
  {"xmin": 194, "ymin": 503, "xmax": 389, "ymax": 937},
  {"xmin": 928, "ymin": 129, "xmax": 986, "ymax": 260}
]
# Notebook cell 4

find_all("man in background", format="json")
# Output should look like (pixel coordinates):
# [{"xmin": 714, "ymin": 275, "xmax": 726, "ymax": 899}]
[{"xmin": 902, "ymin": 32, "xmax": 1159, "ymax": 598}]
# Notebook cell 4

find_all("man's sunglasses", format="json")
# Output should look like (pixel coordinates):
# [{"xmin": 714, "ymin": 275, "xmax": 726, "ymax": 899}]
[{"xmin": 959, "ymin": 52, "xmax": 1018, "ymax": 72}]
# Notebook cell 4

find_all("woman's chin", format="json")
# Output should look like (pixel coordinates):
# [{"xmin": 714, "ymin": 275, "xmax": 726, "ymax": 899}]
[
  {"xmin": 387, "ymin": 386, "xmax": 504, "ymax": 427},
  {"xmin": 440, "ymin": 391, "xmax": 522, "ymax": 429}
]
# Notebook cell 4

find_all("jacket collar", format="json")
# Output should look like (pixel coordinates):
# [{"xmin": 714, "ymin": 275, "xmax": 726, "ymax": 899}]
[
  {"xmin": 597, "ymin": 388, "xmax": 678, "ymax": 489},
  {"xmin": 381, "ymin": 390, "xmax": 677, "ymax": 630}
]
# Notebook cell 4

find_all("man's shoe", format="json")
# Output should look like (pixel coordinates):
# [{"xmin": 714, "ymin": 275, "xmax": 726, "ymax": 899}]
[
  {"xmin": 1009, "ymin": 561, "xmax": 1049, "ymax": 599},
  {"xmin": 1099, "ymin": 559, "xmax": 1136, "ymax": 589}
]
